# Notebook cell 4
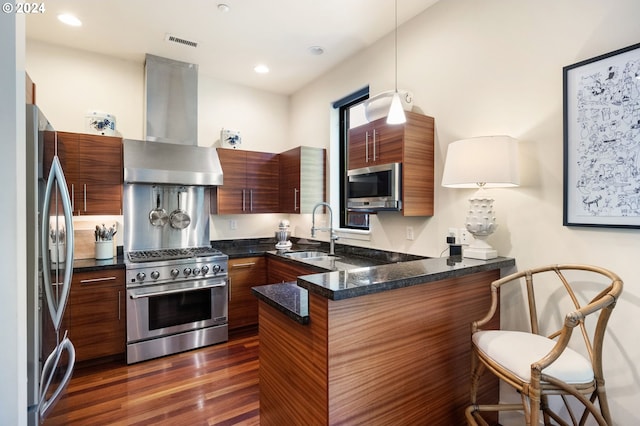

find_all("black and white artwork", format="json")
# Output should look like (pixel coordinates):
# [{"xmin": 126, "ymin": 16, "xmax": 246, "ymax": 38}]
[{"xmin": 563, "ymin": 42, "xmax": 640, "ymax": 228}]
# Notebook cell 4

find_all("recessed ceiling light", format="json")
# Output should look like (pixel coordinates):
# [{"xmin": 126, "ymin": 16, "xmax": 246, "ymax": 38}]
[
  {"xmin": 308, "ymin": 46, "xmax": 324, "ymax": 56},
  {"xmin": 254, "ymin": 65, "xmax": 269, "ymax": 74},
  {"xmin": 57, "ymin": 13, "xmax": 82, "ymax": 27},
  {"xmin": 217, "ymin": 3, "xmax": 230, "ymax": 12}
]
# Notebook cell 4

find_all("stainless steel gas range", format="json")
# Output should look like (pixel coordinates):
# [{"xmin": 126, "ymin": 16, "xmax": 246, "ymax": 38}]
[
  {"xmin": 122, "ymin": 139, "xmax": 228, "ymax": 364},
  {"xmin": 125, "ymin": 246, "xmax": 228, "ymax": 364}
]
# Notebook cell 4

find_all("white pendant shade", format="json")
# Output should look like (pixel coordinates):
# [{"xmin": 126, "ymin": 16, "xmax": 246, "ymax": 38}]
[
  {"xmin": 386, "ymin": 92, "xmax": 406, "ymax": 124},
  {"xmin": 441, "ymin": 136, "xmax": 520, "ymax": 188},
  {"xmin": 386, "ymin": 0, "xmax": 406, "ymax": 126}
]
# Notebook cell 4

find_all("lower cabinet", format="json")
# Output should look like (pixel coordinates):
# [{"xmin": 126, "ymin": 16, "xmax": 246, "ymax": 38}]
[
  {"xmin": 266, "ymin": 256, "xmax": 319, "ymax": 284},
  {"xmin": 258, "ymin": 269, "xmax": 501, "ymax": 425},
  {"xmin": 228, "ymin": 257, "xmax": 266, "ymax": 330},
  {"xmin": 68, "ymin": 269, "xmax": 126, "ymax": 362},
  {"xmin": 228, "ymin": 256, "xmax": 320, "ymax": 330}
]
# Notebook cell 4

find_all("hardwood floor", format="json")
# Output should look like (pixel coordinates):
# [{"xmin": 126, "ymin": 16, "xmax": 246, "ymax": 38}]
[{"xmin": 45, "ymin": 327, "xmax": 260, "ymax": 426}]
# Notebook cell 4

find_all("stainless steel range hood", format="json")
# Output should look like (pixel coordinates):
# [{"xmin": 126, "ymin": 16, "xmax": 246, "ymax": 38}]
[
  {"xmin": 145, "ymin": 54, "xmax": 198, "ymax": 145},
  {"xmin": 133, "ymin": 54, "xmax": 223, "ymax": 186},
  {"xmin": 123, "ymin": 139, "xmax": 223, "ymax": 186}
]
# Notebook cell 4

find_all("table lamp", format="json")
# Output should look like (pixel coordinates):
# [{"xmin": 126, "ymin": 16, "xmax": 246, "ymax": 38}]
[{"xmin": 441, "ymin": 136, "xmax": 520, "ymax": 259}]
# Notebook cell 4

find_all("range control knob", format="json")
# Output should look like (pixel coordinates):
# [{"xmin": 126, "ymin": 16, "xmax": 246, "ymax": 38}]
[
  {"xmin": 212, "ymin": 264, "xmax": 221, "ymax": 274},
  {"xmin": 136, "ymin": 272, "xmax": 146, "ymax": 282},
  {"xmin": 183, "ymin": 267, "xmax": 192, "ymax": 276},
  {"xmin": 201, "ymin": 265, "xmax": 209, "ymax": 275},
  {"xmin": 192, "ymin": 267, "xmax": 201, "ymax": 276},
  {"xmin": 170, "ymin": 268, "xmax": 179, "ymax": 279},
  {"xmin": 150, "ymin": 271, "xmax": 160, "ymax": 280}
]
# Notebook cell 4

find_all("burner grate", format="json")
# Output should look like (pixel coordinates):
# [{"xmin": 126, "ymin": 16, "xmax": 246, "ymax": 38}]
[{"xmin": 127, "ymin": 247, "xmax": 223, "ymax": 263}]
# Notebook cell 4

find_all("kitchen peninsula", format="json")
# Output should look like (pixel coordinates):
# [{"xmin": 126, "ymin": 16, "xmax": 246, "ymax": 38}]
[{"xmin": 253, "ymin": 254, "xmax": 515, "ymax": 425}]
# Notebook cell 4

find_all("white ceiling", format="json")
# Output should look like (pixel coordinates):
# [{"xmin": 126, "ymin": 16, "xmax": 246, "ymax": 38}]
[{"xmin": 25, "ymin": 0, "xmax": 439, "ymax": 95}]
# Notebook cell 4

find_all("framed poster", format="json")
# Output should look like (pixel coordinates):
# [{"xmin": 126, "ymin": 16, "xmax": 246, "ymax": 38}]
[{"xmin": 563, "ymin": 42, "xmax": 640, "ymax": 228}]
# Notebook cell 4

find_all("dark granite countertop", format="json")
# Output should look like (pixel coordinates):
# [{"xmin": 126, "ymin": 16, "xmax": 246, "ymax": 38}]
[
  {"xmin": 296, "ymin": 256, "xmax": 515, "ymax": 300},
  {"xmin": 72, "ymin": 255, "xmax": 126, "ymax": 272},
  {"xmin": 252, "ymin": 283, "xmax": 309, "ymax": 324},
  {"xmin": 252, "ymin": 241, "xmax": 514, "ymax": 322},
  {"xmin": 212, "ymin": 237, "xmax": 329, "ymax": 258},
  {"xmin": 213, "ymin": 237, "xmax": 425, "ymax": 264},
  {"xmin": 264, "ymin": 250, "xmax": 390, "ymax": 271}
]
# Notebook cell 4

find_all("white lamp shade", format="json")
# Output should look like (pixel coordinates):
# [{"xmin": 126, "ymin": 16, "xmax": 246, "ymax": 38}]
[
  {"xmin": 386, "ymin": 92, "xmax": 407, "ymax": 124},
  {"xmin": 441, "ymin": 136, "xmax": 520, "ymax": 188}
]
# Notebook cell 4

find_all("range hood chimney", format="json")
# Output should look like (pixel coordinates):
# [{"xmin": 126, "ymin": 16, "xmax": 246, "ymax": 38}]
[
  {"xmin": 145, "ymin": 53, "xmax": 198, "ymax": 145},
  {"xmin": 126, "ymin": 54, "xmax": 223, "ymax": 186}
]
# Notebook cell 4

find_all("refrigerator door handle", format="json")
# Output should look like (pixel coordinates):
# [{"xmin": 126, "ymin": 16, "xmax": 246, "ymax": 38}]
[
  {"xmin": 37, "ymin": 335, "xmax": 76, "ymax": 420},
  {"xmin": 41, "ymin": 156, "xmax": 74, "ymax": 332}
]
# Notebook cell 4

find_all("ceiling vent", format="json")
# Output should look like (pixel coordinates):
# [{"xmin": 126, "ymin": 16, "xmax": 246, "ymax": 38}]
[{"xmin": 164, "ymin": 33, "xmax": 198, "ymax": 48}]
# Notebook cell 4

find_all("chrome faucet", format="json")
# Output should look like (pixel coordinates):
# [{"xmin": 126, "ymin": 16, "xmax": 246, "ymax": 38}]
[{"xmin": 311, "ymin": 202, "xmax": 339, "ymax": 255}]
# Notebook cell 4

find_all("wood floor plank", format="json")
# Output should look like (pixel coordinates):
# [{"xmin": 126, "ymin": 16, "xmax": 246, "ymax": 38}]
[{"xmin": 44, "ymin": 328, "xmax": 259, "ymax": 426}]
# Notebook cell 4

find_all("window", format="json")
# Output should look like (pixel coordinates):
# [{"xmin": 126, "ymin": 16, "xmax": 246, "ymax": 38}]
[{"xmin": 334, "ymin": 87, "xmax": 370, "ymax": 230}]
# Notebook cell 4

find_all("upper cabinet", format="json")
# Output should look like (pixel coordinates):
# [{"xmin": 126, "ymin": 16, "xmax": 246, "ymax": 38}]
[
  {"xmin": 348, "ymin": 120, "xmax": 403, "ymax": 170},
  {"xmin": 45, "ymin": 131, "xmax": 123, "ymax": 216},
  {"xmin": 279, "ymin": 146, "xmax": 326, "ymax": 214},
  {"xmin": 214, "ymin": 148, "xmax": 279, "ymax": 214},
  {"xmin": 213, "ymin": 146, "xmax": 326, "ymax": 215},
  {"xmin": 348, "ymin": 112, "xmax": 435, "ymax": 216}
]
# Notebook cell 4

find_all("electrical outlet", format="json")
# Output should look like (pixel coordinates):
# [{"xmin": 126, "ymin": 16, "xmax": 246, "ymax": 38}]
[
  {"xmin": 447, "ymin": 227, "xmax": 459, "ymax": 244},
  {"xmin": 459, "ymin": 228, "xmax": 472, "ymax": 245},
  {"xmin": 229, "ymin": 220, "xmax": 237, "ymax": 230},
  {"xmin": 406, "ymin": 226, "xmax": 414, "ymax": 241}
]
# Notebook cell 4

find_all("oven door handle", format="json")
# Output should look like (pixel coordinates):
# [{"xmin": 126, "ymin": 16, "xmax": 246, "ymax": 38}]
[{"xmin": 128, "ymin": 280, "xmax": 227, "ymax": 299}]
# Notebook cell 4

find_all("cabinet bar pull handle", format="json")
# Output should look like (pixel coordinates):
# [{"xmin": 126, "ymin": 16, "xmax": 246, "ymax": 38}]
[
  {"xmin": 71, "ymin": 184, "xmax": 75, "ymax": 212},
  {"xmin": 80, "ymin": 276, "xmax": 117, "ymax": 284},
  {"xmin": 129, "ymin": 280, "xmax": 226, "ymax": 299},
  {"xmin": 83, "ymin": 184, "xmax": 87, "ymax": 212},
  {"xmin": 294, "ymin": 188, "xmax": 299, "ymax": 211},
  {"xmin": 250, "ymin": 189, "xmax": 254, "ymax": 211},
  {"xmin": 231, "ymin": 262, "xmax": 256, "ymax": 268},
  {"xmin": 228, "ymin": 277, "xmax": 232, "ymax": 301},
  {"xmin": 373, "ymin": 129, "xmax": 377, "ymax": 161},
  {"xmin": 118, "ymin": 290, "xmax": 121, "ymax": 320},
  {"xmin": 242, "ymin": 189, "xmax": 246, "ymax": 212},
  {"xmin": 365, "ymin": 131, "xmax": 369, "ymax": 163}
]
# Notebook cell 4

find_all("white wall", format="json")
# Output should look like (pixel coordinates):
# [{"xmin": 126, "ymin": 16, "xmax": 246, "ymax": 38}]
[
  {"xmin": 290, "ymin": 0, "xmax": 640, "ymax": 423},
  {"xmin": 26, "ymin": 41, "xmax": 144, "ymax": 138},
  {"xmin": 1, "ymin": 12, "xmax": 26, "ymax": 426}
]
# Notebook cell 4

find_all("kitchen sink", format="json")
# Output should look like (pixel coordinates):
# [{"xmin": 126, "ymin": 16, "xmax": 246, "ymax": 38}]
[{"xmin": 284, "ymin": 251, "xmax": 338, "ymax": 261}]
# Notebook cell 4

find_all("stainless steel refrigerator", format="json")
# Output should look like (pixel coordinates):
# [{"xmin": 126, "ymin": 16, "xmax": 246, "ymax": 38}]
[{"xmin": 26, "ymin": 104, "xmax": 76, "ymax": 425}]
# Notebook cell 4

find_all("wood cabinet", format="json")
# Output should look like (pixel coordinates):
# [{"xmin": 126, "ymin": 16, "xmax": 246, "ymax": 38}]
[
  {"xmin": 228, "ymin": 256, "xmax": 321, "ymax": 330},
  {"xmin": 266, "ymin": 256, "xmax": 320, "ymax": 284},
  {"xmin": 214, "ymin": 148, "xmax": 279, "ymax": 214},
  {"xmin": 45, "ymin": 131, "xmax": 123, "ymax": 215},
  {"xmin": 279, "ymin": 146, "xmax": 326, "ymax": 214},
  {"xmin": 67, "ymin": 269, "xmax": 126, "ymax": 362},
  {"xmin": 347, "ymin": 111, "xmax": 435, "ymax": 216},
  {"xmin": 258, "ymin": 268, "xmax": 500, "ymax": 425},
  {"xmin": 228, "ymin": 257, "xmax": 266, "ymax": 330},
  {"xmin": 347, "ymin": 120, "xmax": 403, "ymax": 170}
]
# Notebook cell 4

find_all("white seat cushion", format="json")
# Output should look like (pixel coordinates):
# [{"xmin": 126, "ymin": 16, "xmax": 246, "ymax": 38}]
[{"xmin": 473, "ymin": 330, "xmax": 594, "ymax": 384}]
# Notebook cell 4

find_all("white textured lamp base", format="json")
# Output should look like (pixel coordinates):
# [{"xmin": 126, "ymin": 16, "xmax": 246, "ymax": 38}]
[{"xmin": 465, "ymin": 197, "xmax": 499, "ymax": 260}]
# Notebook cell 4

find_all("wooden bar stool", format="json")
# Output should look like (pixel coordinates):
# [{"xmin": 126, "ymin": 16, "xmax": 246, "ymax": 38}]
[{"xmin": 465, "ymin": 264, "xmax": 623, "ymax": 426}]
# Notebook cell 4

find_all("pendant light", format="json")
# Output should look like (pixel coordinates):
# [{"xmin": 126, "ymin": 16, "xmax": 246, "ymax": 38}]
[{"xmin": 387, "ymin": 0, "xmax": 406, "ymax": 125}]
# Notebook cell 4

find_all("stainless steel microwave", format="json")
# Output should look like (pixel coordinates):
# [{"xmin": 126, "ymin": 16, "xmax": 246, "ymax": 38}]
[{"xmin": 347, "ymin": 162, "xmax": 401, "ymax": 211}]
